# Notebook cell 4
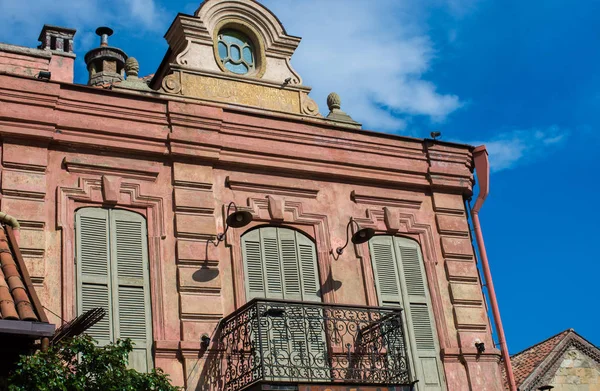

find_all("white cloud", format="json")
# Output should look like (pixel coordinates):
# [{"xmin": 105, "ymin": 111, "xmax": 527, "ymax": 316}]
[
  {"xmin": 127, "ymin": 0, "xmax": 162, "ymax": 29},
  {"xmin": 261, "ymin": 0, "xmax": 463, "ymax": 131},
  {"xmin": 0, "ymin": 0, "xmax": 165, "ymax": 52},
  {"xmin": 0, "ymin": 0, "xmax": 467, "ymax": 132},
  {"xmin": 465, "ymin": 126, "xmax": 568, "ymax": 172}
]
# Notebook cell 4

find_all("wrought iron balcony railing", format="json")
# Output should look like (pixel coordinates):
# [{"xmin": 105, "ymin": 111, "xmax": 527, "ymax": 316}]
[{"xmin": 219, "ymin": 298, "xmax": 412, "ymax": 391}]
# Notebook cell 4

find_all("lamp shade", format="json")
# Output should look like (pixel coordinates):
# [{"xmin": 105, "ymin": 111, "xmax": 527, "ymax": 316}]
[
  {"xmin": 226, "ymin": 210, "xmax": 253, "ymax": 228},
  {"xmin": 351, "ymin": 227, "xmax": 375, "ymax": 244}
]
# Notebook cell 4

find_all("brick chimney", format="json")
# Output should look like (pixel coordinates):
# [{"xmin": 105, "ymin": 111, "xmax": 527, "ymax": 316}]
[{"xmin": 38, "ymin": 25, "xmax": 77, "ymax": 83}]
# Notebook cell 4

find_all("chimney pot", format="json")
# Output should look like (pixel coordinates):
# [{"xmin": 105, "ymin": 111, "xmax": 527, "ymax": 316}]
[{"xmin": 96, "ymin": 27, "xmax": 113, "ymax": 47}]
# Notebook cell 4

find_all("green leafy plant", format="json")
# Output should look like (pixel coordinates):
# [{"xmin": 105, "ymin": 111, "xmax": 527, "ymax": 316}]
[{"xmin": 8, "ymin": 335, "xmax": 180, "ymax": 391}]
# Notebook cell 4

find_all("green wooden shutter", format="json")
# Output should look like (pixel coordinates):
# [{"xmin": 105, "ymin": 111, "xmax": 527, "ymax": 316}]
[
  {"xmin": 296, "ymin": 232, "xmax": 320, "ymax": 303},
  {"xmin": 242, "ymin": 229, "xmax": 266, "ymax": 299},
  {"xmin": 262, "ymin": 227, "xmax": 284, "ymax": 299},
  {"xmin": 76, "ymin": 208, "xmax": 113, "ymax": 347},
  {"xmin": 394, "ymin": 237, "xmax": 444, "ymax": 390},
  {"xmin": 242, "ymin": 227, "xmax": 321, "ymax": 302},
  {"xmin": 279, "ymin": 228, "xmax": 302, "ymax": 301},
  {"xmin": 110, "ymin": 210, "xmax": 153, "ymax": 373},
  {"xmin": 241, "ymin": 227, "xmax": 324, "ymax": 381},
  {"xmin": 369, "ymin": 236, "xmax": 403, "ymax": 307},
  {"xmin": 369, "ymin": 235, "xmax": 412, "ymax": 384},
  {"xmin": 369, "ymin": 236, "xmax": 445, "ymax": 390}
]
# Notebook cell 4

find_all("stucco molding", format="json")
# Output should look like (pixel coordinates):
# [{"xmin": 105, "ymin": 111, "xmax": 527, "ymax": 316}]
[
  {"xmin": 351, "ymin": 190, "xmax": 423, "ymax": 209},
  {"xmin": 63, "ymin": 156, "xmax": 161, "ymax": 182},
  {"xmin": 225, "ymin": 175, "xmax": 319, "ymax": 199},
  {"xmin": 224, "ymin": 196, "xmax": 334, "ymax": 308},
  {"xmin": 56, "ymin": 176, "xmax": 168, "ymax": 340},
  {"xmin": 352, "ymin": 207, "xmax": 450, "ymax": 350}
]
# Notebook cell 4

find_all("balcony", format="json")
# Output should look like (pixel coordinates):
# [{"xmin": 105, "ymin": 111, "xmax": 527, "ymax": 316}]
[{"xmin": 219, "ymin": 298, "xmax": 413, "ymax": 391}]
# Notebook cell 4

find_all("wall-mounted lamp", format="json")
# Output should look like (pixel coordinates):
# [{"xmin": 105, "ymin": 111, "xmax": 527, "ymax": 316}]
[
  {"xmin": 37, "ymin": 71, "xmax": 52, "ymax": 80},
  {"xmin": 335, "ymin": 219, "xmax": 376, "ymax": 255},
  {"xmin": 474, "ymin": 339, "xmax": 485, "ymax": 354},
  {"xmin": 200, "ymin": 333, "xmax": 211, "ymax": 347},
  {"xmin": 538, "ymin": 386, "xmax": 554, "ymax": 391},
  {"xmin": 215, "ymin": 202, "xmax": 253, "ymax": 243}
]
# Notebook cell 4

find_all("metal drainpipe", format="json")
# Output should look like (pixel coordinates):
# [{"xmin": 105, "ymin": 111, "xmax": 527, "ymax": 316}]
[{"xmin": 471, "ymin": 146, "xmax": 517, "ymax": 391}]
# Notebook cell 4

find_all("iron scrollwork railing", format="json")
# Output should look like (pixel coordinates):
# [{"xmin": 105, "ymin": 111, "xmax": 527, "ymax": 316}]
[{"xmin": 220, "ymin": 298, "xmax": 412, "ymax": 391}]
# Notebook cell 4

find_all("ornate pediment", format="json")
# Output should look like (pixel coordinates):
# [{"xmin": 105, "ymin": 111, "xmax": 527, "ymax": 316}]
[{"xmin": 151, "ymin": 0, "xmax": 321, "ymax": 117}]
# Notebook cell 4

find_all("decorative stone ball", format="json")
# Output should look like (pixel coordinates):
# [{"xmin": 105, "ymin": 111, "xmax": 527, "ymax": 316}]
[
  {"xmin": 125, "ymin": 57, "xmax": 140, "ymax": 77},
  {"xmin": 327, "ymin": 92, "xmax": 341, "ymax": 111}
]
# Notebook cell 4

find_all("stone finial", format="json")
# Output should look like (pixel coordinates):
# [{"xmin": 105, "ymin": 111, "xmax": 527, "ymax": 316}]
[
  {"xmin": 327, "ymin": 92, "xmax": 341, "ymax": 111},
  {"xmin": 117, "ymin": 56, "xmax": 151, "ymax": 91},
  {"xmin": 125, "ymin": 57, "xmax": 140, "ymax": 77},
  {"xmin": 325, "ymin": 92, "xmax": 361, "ymax": 128}
]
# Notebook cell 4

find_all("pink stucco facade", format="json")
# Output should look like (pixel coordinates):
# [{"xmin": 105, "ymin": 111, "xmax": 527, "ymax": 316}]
[{"xmin": 0, "ymin": 4, "xmax": 508, "ymax": 390}]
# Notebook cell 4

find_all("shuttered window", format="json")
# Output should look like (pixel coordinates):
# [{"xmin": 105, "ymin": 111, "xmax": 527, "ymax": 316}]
[
  {"xmin": 75, "ymin": 208, "xmax": 153, "ymax": 372},
  {"xmin": 242, "ymin": 227, "xmax": 320, "ymax": 302},
  {"xmin": 241, "ymin": 227, "xmax": 325, "ymax": 379},
  {"xmin": 369, "ymin": 236, "xmax": 445, "ymax": 390}
]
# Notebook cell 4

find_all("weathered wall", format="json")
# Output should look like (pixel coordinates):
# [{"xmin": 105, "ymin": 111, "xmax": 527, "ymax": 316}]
[
  {"xmin": 0, "ymin": 73, "xmax": 504, "ymax": 390},
  {"xmin": 0, "ymin": 44, "xmax": 74, "ymax": 83},
  {"xmin": 548, "ymin": 347, "xmax": 600, "ymax": 391}
]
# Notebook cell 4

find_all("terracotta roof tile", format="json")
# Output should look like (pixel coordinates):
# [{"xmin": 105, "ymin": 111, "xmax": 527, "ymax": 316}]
[
  {"xmin": 502, "ymin": 329, "xmax": 571, "ymax": 389},
  {"xmin": 0, "ymin": 226, "xmax": 46, "ymax": 322}
]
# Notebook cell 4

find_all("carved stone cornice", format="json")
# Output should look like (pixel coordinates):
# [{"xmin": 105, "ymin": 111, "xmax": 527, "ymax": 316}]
[{"xmin": 0, "ymin": 73, "xmax": 475, "ymax": 195}]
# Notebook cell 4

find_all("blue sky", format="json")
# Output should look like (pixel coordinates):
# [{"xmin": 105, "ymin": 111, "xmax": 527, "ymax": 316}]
[{"xmin": 1, "ymin": 0, "xmax": 598, "ymax": 353}]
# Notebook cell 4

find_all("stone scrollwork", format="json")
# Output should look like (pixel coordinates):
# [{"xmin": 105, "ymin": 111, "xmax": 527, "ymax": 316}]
[
  {"xmin": 301, "ymin": 93, "xmax": 322, "ymax": 117},
  {"xmin": 162, "ymin": 71, "xmax": 183, "ymax": 95},
  {"xmin": 175, "ymin": 39, "xmax": 191, "ymax": 66}
]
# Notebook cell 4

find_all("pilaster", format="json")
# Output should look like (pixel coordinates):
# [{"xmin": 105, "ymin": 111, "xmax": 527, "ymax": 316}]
[
  {"xmin": 173, "ymin": 161, "xmax": 222, "ymax": 343},
  {"xmin": 432, "ymin": 192, "xmax": 502, "ymax": 390},
  {"xmin": 0, "ymin": 140, "xmax": 49, "ymax": 292}
]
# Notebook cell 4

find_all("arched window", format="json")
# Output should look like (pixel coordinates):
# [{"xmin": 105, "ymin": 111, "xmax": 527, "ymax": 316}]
[
  {"xmin": 75, "ymin": 208, "xmax": 153, "ymax": 372},
  {"xmin": 368, "ymin": 235, "xmax": 445, "ymax": 390},
  {"xmin": 242, "ymin": 226, "xmax": 320, "ymax": 302},
  {"xmin": 217, "ymin": 29, "xmax": 256, "ymax": 75},
  {"xmin": 241, "ymin": 226, "xmax": 324, "ymax": 377}
]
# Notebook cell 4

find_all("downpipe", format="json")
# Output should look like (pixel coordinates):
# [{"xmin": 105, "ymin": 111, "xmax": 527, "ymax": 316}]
[{"xmin": 471, "ymin": 146, "xmax": 517, "ymax": 391}]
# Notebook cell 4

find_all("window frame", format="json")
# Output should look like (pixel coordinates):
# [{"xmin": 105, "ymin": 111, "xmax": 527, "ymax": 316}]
[
  {"xmin": 367, "ymin": 234, "xmax": 446, "ymax": 390},
  {"xmin": 212, "ymin": 18, "xmax": 267, "ymax": 78},
  {"xmin": 74, "ymin": 207, "xmax": 154, "ymax": 372}
]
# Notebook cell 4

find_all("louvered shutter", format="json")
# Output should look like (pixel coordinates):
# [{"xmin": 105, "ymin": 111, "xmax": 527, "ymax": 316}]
[
  {"xmin": 242, "ymin": 229, "xmax": 265, "ymax": 299},
  {"xmin": 261, "ymin": 227, "xmax": 284, "ymax": 299},
  {"xmin": 242, "ymin": 227, "xmax": 321, "ymax": 302},
  {"xmin": 369, "ymin": 236, "xmax": 403, "ymax": 307},
  {"xmin": 290, "ymin": 231, "xmax": 325, "ymax": 377},
  {"xmin": 296, "ymin": 232, "xmax": 320, "ymax": 303},
  {"xmin": 241, "ymin": 227, "xmax": 324, "ymax": 381},
  {"xmin": 279, "ymin": 228, "xmax": 302, "ymax": 301},
  {"xmin": 76, "ymin": 208, "xmax": 113, "ymax": 347},
  {"xmin": 110, "ymin": 209, "xmax": 153, "ymax": 373},
  {"xmin": 394, "ymin": 237, "xmax": 444, "ymax": 390},
  {"xmin": 369, "ymin": 236, "xmax": 412, "ymax": 383}
]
